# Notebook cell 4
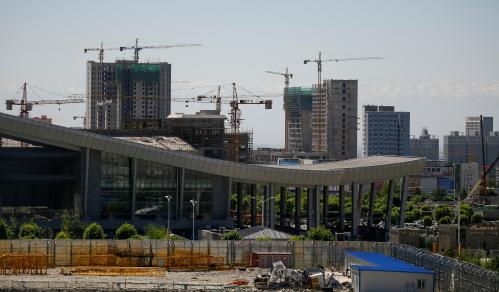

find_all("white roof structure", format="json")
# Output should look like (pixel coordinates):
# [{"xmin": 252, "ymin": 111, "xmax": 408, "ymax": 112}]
[{"xmin": 0, "ymin": 112, "xmax": 426, "ymax": 186}]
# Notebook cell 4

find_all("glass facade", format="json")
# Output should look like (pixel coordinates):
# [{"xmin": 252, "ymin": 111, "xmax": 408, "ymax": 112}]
[
  {"xmin": 100, "ymin": 152, "xmax": 132, "ymax": 218},
  {"xmin": 135, "ymin": 159, "xmax": 177, "ymax": 218},
  {"xmin": 99, "ymin": 152, "xmax": 221, "ymax": 221},
  {"xmin": 183, "ymin": 169, "xmax": 214, "ymax": 219}
]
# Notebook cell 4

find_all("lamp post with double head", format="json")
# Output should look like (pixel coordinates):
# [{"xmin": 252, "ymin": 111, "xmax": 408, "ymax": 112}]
[
  {"xmin": 190, "ymin": 199, "xmax": 197, "ymax": 240},
  {"xmin": 164, "ymin": 195, "xmax": 172, "ymax": 234}
]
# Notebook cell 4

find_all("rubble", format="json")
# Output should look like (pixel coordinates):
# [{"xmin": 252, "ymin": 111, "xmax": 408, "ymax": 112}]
[{"xmin": 254, "ymin": 261, "xmax": 348, "ymax": 290}]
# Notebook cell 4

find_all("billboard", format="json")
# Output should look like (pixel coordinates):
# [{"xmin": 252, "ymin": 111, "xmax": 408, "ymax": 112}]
[{"xmin": 437, "ymin": 177, "xmax": 455, "ymax": 193}]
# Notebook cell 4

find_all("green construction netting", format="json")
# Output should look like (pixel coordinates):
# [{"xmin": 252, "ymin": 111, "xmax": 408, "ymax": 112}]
[
  {"xmin": 284, "ymin": 87, "xmax": 313, "ymax": 110},
  {"xmin": 116, "ymin": 63, "xmax": 160, "ymax": 82}
]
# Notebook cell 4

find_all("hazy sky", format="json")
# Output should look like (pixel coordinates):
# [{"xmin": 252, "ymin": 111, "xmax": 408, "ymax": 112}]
[{"xmin": 1, "ymin": 0, "xmax": 498, "ymax": 152}]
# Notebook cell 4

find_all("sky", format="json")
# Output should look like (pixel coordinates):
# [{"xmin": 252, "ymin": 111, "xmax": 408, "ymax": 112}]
[{"xmin": 1, "ymin": 0, "xmax": 498, "ymax": 153}]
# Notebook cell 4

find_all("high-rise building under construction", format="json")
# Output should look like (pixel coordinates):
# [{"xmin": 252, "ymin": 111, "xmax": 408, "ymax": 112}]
[
  {"xmin": 283, "ymin": 80, "xmax": 358, "ymax": 160},
  {"xmin": 323, "ymin": 79, "xmax": 358, "ymax": 160},
  {"xmin": 86, "ymin": 60, "xmax": 171, "ymax": 130},
  {"xmin": 284, "ymin": 87, "xmax": 313, "ymax": 152}
]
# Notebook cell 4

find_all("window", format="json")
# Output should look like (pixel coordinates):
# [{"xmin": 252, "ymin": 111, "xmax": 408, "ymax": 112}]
[{"xmin": 417, "ymin": 279, "xmax": 426, "ymax": 289}]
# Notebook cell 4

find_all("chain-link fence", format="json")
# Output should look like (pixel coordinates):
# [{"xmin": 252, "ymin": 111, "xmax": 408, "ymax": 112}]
[{"xmin": 1, "ymin": 240, "xmax": 498, "ymax": 291}]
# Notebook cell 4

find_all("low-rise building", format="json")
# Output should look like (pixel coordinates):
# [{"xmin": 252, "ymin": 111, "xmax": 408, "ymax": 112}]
[{"xmin": 344, "ymin": 252, "xmax": 435, "ymax": 292}]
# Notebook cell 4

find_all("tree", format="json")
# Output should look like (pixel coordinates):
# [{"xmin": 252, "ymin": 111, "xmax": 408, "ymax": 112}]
[
  {"xmin": 431, "ymin": 188, "xmax": 446, "ymax": 201},
  {"xmin": 19, "ymin": 222, "xmax": 40, "ymax": 239},
  {"xmin": 460, "ymin": 203, "xmax": 474, "ymax": 218},
  {"xmin": 83, "ymin": 222, "xmax": 106, "ymax": 239},
  {"xmin": 459, "ymin": 214, "xmax": 470, "ymax": 226},
  {"xmin": 221, "ymin": 230, "xmax": 241, "ymax": 240},
  {"xmin": 115, "ymin": 223, "xmax": 138, "ymax": 239},
  {"xmin": 55, "ymin": 231, "xmax": 71, "ymax": 239},
  {"xmin": 438, "ymin": 216, "xmax": 452, "ymax": 225},
  {"xmin": 423, "ymin": 216, "xmax": 433, "ymax": 227},
  {"xmin": 435, "ymin": 205, "xmax": 453, "ymax": 221},
  {"xmin": 0, "ymin": 219, "xmax": 12, "ymax": 239},
  {"xmin": 471, "ymin": 213, "xmax": 483, "ymax": 224},
  {"xmin": 307, "ymin": 225, "xmax": 334, "ymax": 241},
  {"xmin": 60, "ymin": 210, "xmax": 85, "ymax": 239},
  {"xmin": 405, "ymin": 211, "xmax": 416, "ymax": 223}
]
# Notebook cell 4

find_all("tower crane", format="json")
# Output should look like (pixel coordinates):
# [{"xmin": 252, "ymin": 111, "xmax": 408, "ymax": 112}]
[
  {"xmin": 265, "ymin": 67, "xmax": 293, "ymax": 88},
  {"xmin": 304, "ymin": 52, "xmax": 383, "ymax": 91},
  {"xmin": 304, "ymin": 52, "xmax": 383, "ymax": 151},
  {"xmin": 119, "ymin": 38, "xmax": 202, "ymax": 63},
  {"xmin": 83, "ymin": 42, "xmax": 122, "ymax": 63},
  {"xmin": 5, "ymin": 83, "xmax": 85, "ymax": 118}
]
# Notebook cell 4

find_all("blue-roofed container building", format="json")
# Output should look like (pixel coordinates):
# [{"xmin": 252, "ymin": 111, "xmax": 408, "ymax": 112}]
[{"xmin": 344, "ymin": 252, "xmax": 435, "ymax": 292}]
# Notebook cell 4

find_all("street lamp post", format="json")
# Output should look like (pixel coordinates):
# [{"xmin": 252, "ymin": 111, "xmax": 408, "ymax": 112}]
[
  {"xmin": 164, "ymin": 195, "xmax": 171, "ymax": 234},
  {"xmin": 451, "ymin": 164, "xmax": 461, "ymax": 255},
  {"xmin": 189, "ymin": 199, "xmax": 197, "ymax": 240}
]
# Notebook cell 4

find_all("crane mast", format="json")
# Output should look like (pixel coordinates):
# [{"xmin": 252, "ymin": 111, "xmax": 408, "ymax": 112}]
[{"xmin": 266, "ymin": 67, "xmax": 293, "ymax": 88}]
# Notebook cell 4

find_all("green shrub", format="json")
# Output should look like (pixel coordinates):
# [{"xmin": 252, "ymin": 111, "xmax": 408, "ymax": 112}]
[
  {"xmin": 83, "ymin": 222, "xmax": 106, "ymax": 239},
  {"xmin": 115, "ymin": 223, "xmax": 138, "ymax": 240},
  {"xmin": 145, "ymin": 224, "xmax": 169, "ymax": 239},
  {"xmin": 471, "ymin": 213, "xmax": 483, "ymax": 224},
  {"xmin": 55, "ymin": 231, "xmax": 71, "ymax": 239},
  {"xmin": 422, "ymin": 215, "xmax": 433, "ymax": 227},
  {"xmin": 438, "ymin": 216, "xmax": 452, "ymax": 225},
  {"xmin": 221, "ymin": 230, "xmax": 241, "ymax": 240},
  {"xmin": 290, "ymin": 235, "xmax": 307, "ymax": 241},
  {"xmin": 255, "ymin": 236, "xmax": 272, "ymax": 240},
  {"xmin": 19, "ymin": 222, "xmax": 40, "ymax": 239},
  {"xmin": 307, "ymin": 225, "xmax": 334, "ymax": 241}
]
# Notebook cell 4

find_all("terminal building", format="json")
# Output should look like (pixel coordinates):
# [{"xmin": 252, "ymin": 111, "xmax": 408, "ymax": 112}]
[{"xmin": 0, "ymin": 113, "xmax": 425, "ymax": 238}]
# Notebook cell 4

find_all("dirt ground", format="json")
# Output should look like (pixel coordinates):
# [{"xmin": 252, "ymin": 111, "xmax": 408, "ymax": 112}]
[
  {"xmin": 0, "ymin": 267, "xmax": 264, "ymax": 290},
  {"xmin": 0, "ymin": 268, "xmax": 351, "ymax": 291}
]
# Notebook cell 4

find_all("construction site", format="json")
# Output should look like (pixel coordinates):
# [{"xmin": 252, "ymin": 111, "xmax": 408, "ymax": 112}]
[
  {"xmin": 0, "ymin": 239, "xmax": 498, "ymax": 291},
  {"xmin": 1, "ymin": 30, "xmax": 499, "ymax": 292}
]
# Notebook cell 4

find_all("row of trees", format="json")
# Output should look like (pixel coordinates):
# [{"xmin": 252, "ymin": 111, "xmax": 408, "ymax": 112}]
[
  {"xmin": 231, "ymin": 183, "xmax": 485, "ymax": 228},
  {"xmin": 0, "ymin": 211, "xmax": 181, "ymax": 240}
]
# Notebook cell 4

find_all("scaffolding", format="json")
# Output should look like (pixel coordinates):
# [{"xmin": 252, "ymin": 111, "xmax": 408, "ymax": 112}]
[{"xmin": 0, "ymin": 253, "xmax": 48, "ymax": 275}]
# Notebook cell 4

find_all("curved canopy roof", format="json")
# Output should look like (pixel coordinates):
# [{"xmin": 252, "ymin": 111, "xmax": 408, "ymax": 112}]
[{"xmin": 0, "ymin": 112, "xmax": 425, "ymax": 186}]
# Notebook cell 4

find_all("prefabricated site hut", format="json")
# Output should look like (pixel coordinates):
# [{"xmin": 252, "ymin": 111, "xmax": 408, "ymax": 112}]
[{"xmin": 344, "ymin": 252, "xmax": 435, "ymax": 292}]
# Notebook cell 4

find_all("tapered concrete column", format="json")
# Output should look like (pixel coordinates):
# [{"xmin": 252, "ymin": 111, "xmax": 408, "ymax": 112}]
[
  {"xmin": 295, "ymin": 187, "xmax": 301, "ymax": 233},
  {"xmin": 250, "ymin": 184, "xmax": 257, "ymax": 226},
  {"xmin": 307, "ymin": 188, "xmax": 313, "ymax": 230},
  {"xmin": 314, "ymin": 186, "xmax": 320, "ymax": 228},
  {"xmin": 357, "ymin": 184, "xmax": 364, "ymax": 228},
  {"xmin": 269, "ymin": 184, "xmax": 276, "ymax": 229},
  {"xmin": 385, "ymin": 180, "xmax": 395, "ymax": 238},
  {"xmin": 263, "ymin": 185, "xmax": 269, "ymax": 227},
  {"xmin": 351, "ymin": 183, "xmax": 359, "ymax": 238},
  {"xmin": 236, "ymin": 182, "xmax": 243, "ymax": 228},
  {"xmin": 280, "ymin": 186, "xmax": 286, "ymax": 227},
  {"xmin": 367, "ymin": 182, "xmax": 376, "ymax": 228},
  {"xmin": 339, "ymin": 185, "xmax": 345, "ymax": 231},
  {"xmin": 322, "ymin": 186, "xmax": 328, "ymax": 226},
  {"xmin": 130, "ymin": 158, "xmax": 137, "ymax": 218},
  {"xmin": 399, "ymin": 176, "xmax": 409, "ymax": 227}
]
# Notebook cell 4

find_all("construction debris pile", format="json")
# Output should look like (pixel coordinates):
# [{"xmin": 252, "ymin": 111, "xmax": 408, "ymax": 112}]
[{"xmin": 253, "ymin": 261, "xmax": 343, "ymax": 290}]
